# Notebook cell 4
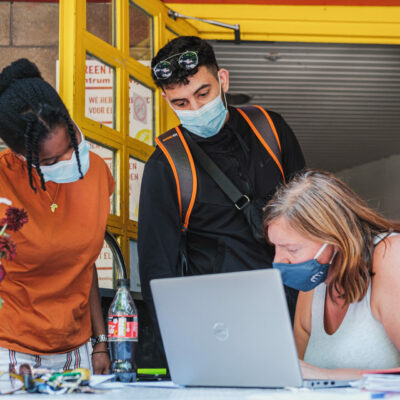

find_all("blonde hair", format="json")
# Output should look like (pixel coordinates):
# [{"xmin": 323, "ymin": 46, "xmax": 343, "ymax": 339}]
[{"xmin": 263, "ymin": 169, "xmax": 400, "ymax": 305}]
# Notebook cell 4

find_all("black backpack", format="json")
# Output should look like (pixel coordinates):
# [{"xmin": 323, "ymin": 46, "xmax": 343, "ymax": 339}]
[{"xmin": 155, "ymin": 105, "xmax": 285, "ymax": 232}]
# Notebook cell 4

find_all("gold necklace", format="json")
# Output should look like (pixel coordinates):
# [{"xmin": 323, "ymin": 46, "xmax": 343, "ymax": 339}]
[{"xmin": 44, "ymin": 185, "xmax": 60, "ymax": 213}]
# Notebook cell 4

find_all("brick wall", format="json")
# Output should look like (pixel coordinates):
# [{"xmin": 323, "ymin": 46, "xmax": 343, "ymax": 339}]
[
  {"xmin": 0, "ymin": 2, "xmax": 59, "ymax": 87},
  {"xmin": 0, "ymin": 1, "xmax": 147, "ymax": 151},
  {"xmin": 0, "ymin": 1, "xmax": 59, "ymax": 150}
]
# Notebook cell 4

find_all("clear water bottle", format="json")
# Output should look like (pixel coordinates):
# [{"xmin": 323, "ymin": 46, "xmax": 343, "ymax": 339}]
[{"xmin": 108, "ymin": 278, "xmax": 138, "ymax": 382}]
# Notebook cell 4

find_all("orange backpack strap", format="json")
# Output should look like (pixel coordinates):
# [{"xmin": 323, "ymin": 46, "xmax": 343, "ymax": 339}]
[
  {"xmin": 155, "ymin": 126, "xmax": 197, "ymax": 231},
  {"xmin": 237, "ymin": 105, "xmax": 285, "ymax": 183}
]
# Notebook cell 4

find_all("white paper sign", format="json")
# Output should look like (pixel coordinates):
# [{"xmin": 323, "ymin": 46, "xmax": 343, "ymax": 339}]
[
  {"xmin": 129, "ymin": 78, "xmax": 153, "ymax": 145},
  {"xmin": 95, "ymin": 240, "xmax": 114, "ymax": 289},
  {"xmin": 85, "ymin": 61, "xmax": 114, "ymax": 128},
  {"xmin": 129, "ymin": 158, "xmax": 145, "ymax": 221}
]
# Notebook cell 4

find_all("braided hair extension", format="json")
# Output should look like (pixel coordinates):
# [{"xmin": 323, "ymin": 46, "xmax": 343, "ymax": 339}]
[
  {"xmin": 31, "ymin": 120, "xmax": 47, "ymax": 192},
  {"xmin": 62, "ymin": 114, "xmax": 83, "ymax": 180},
  {"xmin": 23, "ymin": 113, "xmax": 37, "ymax": 192},
  {"xmin": 0, "ymin": 59, "xmax": 74, "ymax": 191}
]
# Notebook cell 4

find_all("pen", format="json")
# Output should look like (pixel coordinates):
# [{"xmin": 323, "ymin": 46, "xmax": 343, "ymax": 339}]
[
  {"xmin": 370, "ymin": 392, "xmax": 396, "ymax": 399},
  {"xmin": 136, "ymin": 374, "xmax": 170, "ymax": 382}
]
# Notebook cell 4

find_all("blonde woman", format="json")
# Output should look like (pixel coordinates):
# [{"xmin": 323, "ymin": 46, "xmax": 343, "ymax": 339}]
[{"xmin": 264, "ymin": 169, "xmax": 400, "ymax": 380}]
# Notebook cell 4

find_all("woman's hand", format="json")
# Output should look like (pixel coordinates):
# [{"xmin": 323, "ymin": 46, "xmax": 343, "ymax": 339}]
[
  {"xmin": 300, "ymin": 360, "xmax": 363, "ymax": 380},
  {"xmin": 300, "ymin": 360, "xmax": 329, "ymax": 379},
  {"xmin": 91, "ymin": 343, "xmax": 110, "ymax": 375}
]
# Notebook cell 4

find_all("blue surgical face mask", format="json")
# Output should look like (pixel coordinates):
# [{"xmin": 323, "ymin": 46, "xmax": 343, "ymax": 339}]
[
  {"xmin": 40, "ymin": 124, "xmax": 91, "ymax": 184},
  {"xmin": 273, "ymin": 243, "xmax": 337, "ymax": 292},
  {"xmin": 171, "ymin": 76, "xmax": 228, "ymax": 138}
]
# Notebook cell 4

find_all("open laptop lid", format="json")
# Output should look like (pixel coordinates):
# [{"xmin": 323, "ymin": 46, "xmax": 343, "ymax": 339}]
[{"xmin": 150, "ymin": 269, "xmax": 303, "ymax": 388}]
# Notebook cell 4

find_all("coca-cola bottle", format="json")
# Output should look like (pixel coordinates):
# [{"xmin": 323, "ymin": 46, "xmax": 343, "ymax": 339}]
[{"xmin": 107, "ymin": 278, "xmax": 138, "ymax": 382}]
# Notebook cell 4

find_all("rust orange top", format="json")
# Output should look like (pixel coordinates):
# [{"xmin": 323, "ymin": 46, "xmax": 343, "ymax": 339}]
[{"xmin": 0, "ymin": 149, "xmax": 115, "ymax": 355}]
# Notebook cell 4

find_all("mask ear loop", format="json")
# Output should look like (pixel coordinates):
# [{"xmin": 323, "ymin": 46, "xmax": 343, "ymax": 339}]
[
  {"xmin": 314, "ymin": 243, "xmax": 338, "ymax": 265},
  {"xmin": 71, "ymin": 118, "xmax": 84, "ymax": 145},
  {"xmin": 314, "ymin": 243, "xmax": 328, "ymax": 260},
  {"xmin": 217, "ymin": 72, "xmax": 228, "ymax": 110},
  {"xmin": 329, "ymin": 249, "xmax": 338, "ymax": 264}
]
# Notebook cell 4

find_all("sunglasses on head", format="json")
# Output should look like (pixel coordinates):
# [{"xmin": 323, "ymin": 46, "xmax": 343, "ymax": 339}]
[{"xmin": 153, "ymin": 51, "xmax": 199, "ymax": 80}]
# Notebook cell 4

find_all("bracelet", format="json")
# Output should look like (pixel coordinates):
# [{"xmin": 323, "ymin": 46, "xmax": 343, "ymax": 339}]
[
  {"xmin": 91, "ymin": 334, "xmax": 108, "ymax": 347},
  {"xmin": 91, "ymin": 351, "xmax": 109, "ymax": 356}
]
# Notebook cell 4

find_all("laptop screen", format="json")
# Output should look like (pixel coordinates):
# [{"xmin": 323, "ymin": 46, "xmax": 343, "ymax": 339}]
[{"xmin": 151, "ymin": 269, "xmax": 303, "ymax": 388}]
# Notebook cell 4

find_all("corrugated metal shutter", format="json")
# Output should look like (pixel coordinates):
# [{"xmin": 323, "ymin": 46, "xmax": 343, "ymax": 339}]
[{"xmin": 211, "ymin": 40, "xmax": 400, "ymax": 171}]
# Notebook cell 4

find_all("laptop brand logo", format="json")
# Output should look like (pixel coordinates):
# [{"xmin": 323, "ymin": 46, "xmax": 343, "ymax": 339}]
[{"xmin": 213, "ymin": 322, "xmax": 229, "ymax": 341}]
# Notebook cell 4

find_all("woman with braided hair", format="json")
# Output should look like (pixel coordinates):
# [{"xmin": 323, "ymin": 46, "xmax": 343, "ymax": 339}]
[{"xmin": 0, "ymin": 59, "xmax": 114, "ymax": 374}]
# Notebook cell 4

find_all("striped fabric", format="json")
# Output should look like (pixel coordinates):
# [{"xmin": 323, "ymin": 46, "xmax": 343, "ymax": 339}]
[{"xmin": 0, "ymin": 343, "xmax": 91, "ymax": 373}]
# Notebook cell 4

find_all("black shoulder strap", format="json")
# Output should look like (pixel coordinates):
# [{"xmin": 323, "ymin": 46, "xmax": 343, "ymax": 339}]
[
  {"xmin": 156, "ymin": 126, "xmax": 197, "ymax": 231},
  {"xmin": 184, "ymin": 133, "xmax": 250, "ymax": 210}
]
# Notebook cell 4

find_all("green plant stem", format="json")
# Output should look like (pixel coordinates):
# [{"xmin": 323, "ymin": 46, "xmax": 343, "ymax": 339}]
[{"xmin": 0, "ymin": 224, "xmax": 7, "ymax": 236}]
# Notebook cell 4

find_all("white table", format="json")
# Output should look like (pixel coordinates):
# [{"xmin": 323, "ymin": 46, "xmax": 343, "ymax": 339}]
[{"xmin": 6, "ymin": 385, "xmax": 397, "ymax": 400}]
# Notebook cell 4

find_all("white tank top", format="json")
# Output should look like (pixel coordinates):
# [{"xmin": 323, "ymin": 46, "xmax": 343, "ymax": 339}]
[{"xmin": 304, "ymin": 234, "xmax": 400, "ymax": 369}]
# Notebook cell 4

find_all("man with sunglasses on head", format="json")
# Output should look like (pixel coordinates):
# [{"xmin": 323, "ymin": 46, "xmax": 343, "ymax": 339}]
[{"xmin": 138, "ymin": 36, "xmax": 305, "ymax": 364}]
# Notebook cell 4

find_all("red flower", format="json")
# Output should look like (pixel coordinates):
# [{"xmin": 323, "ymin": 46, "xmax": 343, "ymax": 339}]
[
  {"xmin": 0, "ymin": 262, "xmax": 5, "ymax": 283},
  {"xmin": 0, "ymin": 207, "xmax": 28, "ymax": 232},
  {"xmin": 0, "ymin": 236, "xmax": 17, "ymax": 261}
]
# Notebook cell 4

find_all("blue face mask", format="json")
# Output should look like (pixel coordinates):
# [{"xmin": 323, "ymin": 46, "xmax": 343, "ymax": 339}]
[
  {"xmin": 273, "ymin": 243, "xmax": 337, "ymax": 292},
  {"xmin": 40, "ymin": 125, "xmax": 91, "ymax": 184},
  {"xmin": 172, "ymin": 78, "xmax": 228, "ymax": 138}
]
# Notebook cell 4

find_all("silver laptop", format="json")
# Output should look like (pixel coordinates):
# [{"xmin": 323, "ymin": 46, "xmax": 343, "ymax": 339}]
[{"xmin": 150, "ymin": 269, "xmax": 351, "ymax": 388}]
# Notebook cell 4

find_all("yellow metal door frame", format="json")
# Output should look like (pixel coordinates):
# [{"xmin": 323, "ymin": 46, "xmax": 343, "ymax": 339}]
[
  {"xmin": 164, "ymin": 3, "xmax": 400, "ymax": 44},
  {"xmin": 59, "ymin": 0, "xmax": 400, "ymax": 282},
  {"xmin": 59, "ymin": 0, "xmax": 197, "ymax": 278}
]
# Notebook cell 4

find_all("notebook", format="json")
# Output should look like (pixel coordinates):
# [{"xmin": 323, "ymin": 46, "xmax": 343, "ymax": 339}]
[{"xmin": 150, "ymin": 269, "xmax": 351, "ymax": 388}]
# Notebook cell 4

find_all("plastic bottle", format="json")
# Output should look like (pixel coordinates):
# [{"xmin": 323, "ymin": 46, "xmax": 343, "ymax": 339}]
[{"xmin": 107, "ymin": 278, "xmax": 138, "ymax": 382}]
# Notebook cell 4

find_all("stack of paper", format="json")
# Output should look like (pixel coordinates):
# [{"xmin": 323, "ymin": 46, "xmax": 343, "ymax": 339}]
[
  {"xmin": 352, "ymin": 368, "xmax": 400, "ymax": 392},
  {"xmin": 89, "ymin": 374, "xmax": 180, "ymax": 390},
  {"xmin": 360, "ymin": 374, "xmax": 400, "ymax": 392}
]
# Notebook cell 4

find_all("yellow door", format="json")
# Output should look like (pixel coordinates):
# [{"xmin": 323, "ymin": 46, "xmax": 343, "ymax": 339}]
[{"xmin": 58, "ymin": 0, "xmax": 197, "ymax": 291}]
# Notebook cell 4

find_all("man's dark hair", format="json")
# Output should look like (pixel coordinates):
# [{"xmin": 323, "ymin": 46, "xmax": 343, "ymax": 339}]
[
  {"xmin": 0, "ymin": 58, "xmax": 82, "ymax": 192},
  {"xmin": 151, "ymin": 36, "xmax": 219, "ymax": 88}
]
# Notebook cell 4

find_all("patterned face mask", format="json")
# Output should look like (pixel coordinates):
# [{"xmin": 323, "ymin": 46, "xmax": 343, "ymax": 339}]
[{"xmin": 273, "ymin": 243, "xmax": 337, "ymax": 292}]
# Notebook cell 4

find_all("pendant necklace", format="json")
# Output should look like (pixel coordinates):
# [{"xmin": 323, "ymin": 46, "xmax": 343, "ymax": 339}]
[{"xmin": 45, "ymin": 185, "xmax": 60, "ymax": 213}]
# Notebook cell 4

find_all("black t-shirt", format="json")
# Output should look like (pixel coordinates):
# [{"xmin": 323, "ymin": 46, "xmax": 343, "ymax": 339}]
[{"xmin": 138, "ymin": 106, "xmax": 305, "ymax": 351}]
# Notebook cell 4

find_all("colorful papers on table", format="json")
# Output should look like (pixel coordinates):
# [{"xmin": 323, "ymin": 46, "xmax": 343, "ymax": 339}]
[{"xmin": 89, "ymin": 374, "xmax": 180, "ymax": 390}]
